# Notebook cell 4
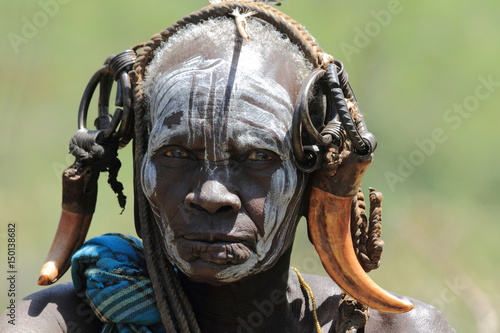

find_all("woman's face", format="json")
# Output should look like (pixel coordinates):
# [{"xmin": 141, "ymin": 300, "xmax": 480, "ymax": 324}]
[{"xmin": 141, "ymin": 54, "xmax": 307, "ymax": 284}]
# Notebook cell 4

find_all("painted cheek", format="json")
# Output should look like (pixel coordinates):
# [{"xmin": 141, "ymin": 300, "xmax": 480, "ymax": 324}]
[
  {"xmin": 141, "ymin": 158, "xmax": 157, "ymax": 200},
  {"xmin": 255, "ymin": 159, "xmax": 298, "ymax": 260}
]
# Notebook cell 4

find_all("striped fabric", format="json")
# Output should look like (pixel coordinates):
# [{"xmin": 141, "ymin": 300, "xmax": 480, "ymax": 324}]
[{"xmin": 71, "ymin": 233, "xmax": 167, "ymax": 333}]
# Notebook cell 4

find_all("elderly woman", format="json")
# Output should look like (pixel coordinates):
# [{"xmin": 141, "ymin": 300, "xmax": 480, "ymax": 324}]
[{"xmin": 3, "ymin": 1, "xmax": 454, "ymax": 332}]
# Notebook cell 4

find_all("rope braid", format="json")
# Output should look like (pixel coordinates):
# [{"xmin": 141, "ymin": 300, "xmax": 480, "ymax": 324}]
[
  {"xmin": 133, "ymin": 1, "xmax": 332, "ymax": 77},
  {"xmin": 350, "ymin": 187, "xmax": 384, "ymax": 273},
  {"xmin": 131, "ymin": 65, "xmax": 200, "ymax": 332}
]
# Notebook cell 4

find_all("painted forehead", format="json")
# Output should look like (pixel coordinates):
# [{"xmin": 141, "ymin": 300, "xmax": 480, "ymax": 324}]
[{"xmin": 148, "ymin": 57, "xmax": 294, "ymax": 154}]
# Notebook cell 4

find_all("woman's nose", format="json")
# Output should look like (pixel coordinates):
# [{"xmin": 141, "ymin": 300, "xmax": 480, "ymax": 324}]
[{"xmin": 185, "ymin": 180, "xmax": 241, "ymax": 214}]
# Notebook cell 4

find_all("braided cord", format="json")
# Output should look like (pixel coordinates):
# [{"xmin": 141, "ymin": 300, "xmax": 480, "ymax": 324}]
[
  {"xmin": 131, "ymin": 67, "xmax": 200, "ymax": 332},
  {"xmin": 366, "ymin": 188, "xmax": 384, "ymax": 267},
  {"xmin": 291, "ymin": 267, "xmax": 322, "ymax": 333},
  {"xmin": 349, "ymin": 187, "xmax": 384, "ymax": 273},
  {"xmin": 132, "ymin": 69, "xmax": 178, "ymax": 332}
]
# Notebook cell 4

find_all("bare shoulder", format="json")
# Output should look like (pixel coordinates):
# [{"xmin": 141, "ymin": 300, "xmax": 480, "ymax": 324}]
[
  {"xmin": 0, "ymin": 283, "xmax": 101, "ymax": 333},
  {"xmin": 366, "ymin": 296, "xmax": 456, "ymax": 332},
  {"xmin": 302, "ymin": 274, "xmax": 456, "ymax": 333}
]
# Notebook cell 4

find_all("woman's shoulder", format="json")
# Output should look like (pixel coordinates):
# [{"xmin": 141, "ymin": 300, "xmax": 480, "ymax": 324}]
[
  {"xmin": 0, "ymin": 283, "xmax": 102, "ymax": 333},
  {"xmin": 3, "ymin": 276, "xmax": 455, "ymax": 332},
  {"xmin": 302, "ymin": 273, "xmax": 456, "ymax": 333}
]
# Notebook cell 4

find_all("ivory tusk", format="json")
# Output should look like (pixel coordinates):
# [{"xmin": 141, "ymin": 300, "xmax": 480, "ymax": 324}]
[
  {"xmin": 308, "ymin": 186, "xmax": 414, "ymax": 313},
  {"xmin": 38, "ymin": 166, "xmax": 97, "ymax": 286}
]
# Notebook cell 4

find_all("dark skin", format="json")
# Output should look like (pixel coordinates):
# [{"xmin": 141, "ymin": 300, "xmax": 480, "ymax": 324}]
[
  {"xmin": 3, "ymin": 32, "xmax": 454, "ymax": 333},
  {"xmin": 179, "ymin": 248, "xmax": 318, "ymax": 332},
  {"xmin": 142, "ymin": 38, "xmax": 308, "ymax": 286},
  {"xmin": 139, "ymin": 40, "xmax": 318, "ymax": 331},
  {"xmin": 7, "ymin": 265, "xmax": 453, "ymax": 332}
]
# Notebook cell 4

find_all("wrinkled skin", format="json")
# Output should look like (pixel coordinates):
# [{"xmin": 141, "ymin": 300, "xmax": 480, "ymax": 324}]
[
  {"xmin": 141, "ymin": 51, "xmax": 307, "ymax": 285},
  {"xmin": 4, "ymin": 26, "xmax": 454, "ymax": 333}
]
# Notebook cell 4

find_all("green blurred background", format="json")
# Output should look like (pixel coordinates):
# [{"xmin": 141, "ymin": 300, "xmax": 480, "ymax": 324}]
[{"xmin": 1, "ymin": 0, "xmax": 499, "ymax": 331}]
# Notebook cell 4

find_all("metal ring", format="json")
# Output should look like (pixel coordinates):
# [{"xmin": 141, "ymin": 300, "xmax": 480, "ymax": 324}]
[
  {"xmin": 300, "ymin": 70, "xmax": 331, "ymax": 147},
  {"xmin": 292, "ymin": 69, "xmax": 329, "ymax": 170},
  {"xmin": 78, "ymin": 66, "xmax": 106, "ymax": 131},
  {"xmin": 77, "ymin": 52, "xmax": 135, "ymax": 148},
  {"xmin": 105, "ymin": 71, "xmax": 134, "ymax": 147},
  {"xmin": 108, "ymin": 50, "xmax": 136, "ymax": 80}
]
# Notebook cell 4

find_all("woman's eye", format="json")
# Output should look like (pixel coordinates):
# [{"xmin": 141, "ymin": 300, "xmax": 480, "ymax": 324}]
[
  {"xmin": 247, "ymin": 151, "xmax": 273, "ymax": 161},
  {"xmin": 165, "ymin": 148, "xmax": 190, "ymax": 159}
]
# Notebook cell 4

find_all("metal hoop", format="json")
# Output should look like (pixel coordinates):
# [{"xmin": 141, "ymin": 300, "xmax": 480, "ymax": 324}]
[
  {"xmin": 292, "ymin": 69, "xmax": 327, "ymax": 172},
  {"xmin": 77, "ymin": 50, "xmax": 136, "ymax": 147}
]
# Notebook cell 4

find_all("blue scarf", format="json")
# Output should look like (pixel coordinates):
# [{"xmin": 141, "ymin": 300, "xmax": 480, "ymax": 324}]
[{"xmin": 71, "ymin": 233, "xmax": 166, "ymax": 333}]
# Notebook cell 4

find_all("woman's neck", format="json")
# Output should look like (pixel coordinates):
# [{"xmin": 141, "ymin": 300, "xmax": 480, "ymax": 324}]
[{"xmin": 179, "ymin": 248, "xmax": 312, "ymax": 332}]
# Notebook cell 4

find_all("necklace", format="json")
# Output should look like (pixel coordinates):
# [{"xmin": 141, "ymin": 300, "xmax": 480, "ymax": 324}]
[{"xmin": 291, "ymin": 267, "xmax": 322, "ymax": 333}]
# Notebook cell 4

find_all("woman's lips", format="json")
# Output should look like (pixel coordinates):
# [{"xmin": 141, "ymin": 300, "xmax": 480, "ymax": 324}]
[{"xmin": 176, "ymin": 238, "xmax": 253, "ymax": 265}]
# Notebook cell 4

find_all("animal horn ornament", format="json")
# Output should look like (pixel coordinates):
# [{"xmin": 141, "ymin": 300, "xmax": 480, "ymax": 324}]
[
  {"xmin": 293, "ymin": 61, "xmax": 414, "ymax": 313},
  {"xmin": 38, "ymin": 51, "xmax": 135, "ymax": 285},
  {"xmin": 308, "ymin": 187, "xmax": 414, "ymax": 313}
]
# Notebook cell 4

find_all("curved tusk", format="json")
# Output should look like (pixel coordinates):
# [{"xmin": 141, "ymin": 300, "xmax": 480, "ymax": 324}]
[
  {"xmin": 308, "ymin": 186, "xmax": 414, "ymax": 313},
  {"xmin": 38, "ymin": 166, "xmax": 97, "ymax": 286},
  {"xmin": 38, "ymin": 211, "xmax": 92, "ymax": 285}
]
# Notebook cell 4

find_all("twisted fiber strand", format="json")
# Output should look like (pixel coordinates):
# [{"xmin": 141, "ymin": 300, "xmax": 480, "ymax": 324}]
[
  {"xmin": 349, "ymin": 191, "xmax": 363, "ymax": 258},
  {"xmin": 350, "ymin": 187, "xmax": 385, "ymax": 273},
  {"xmin": 166, "ymin": 259, "xmax": 201, "ymax": 333},
  {"xmin": 350, "ymin": 188, "xmax": 368, "ymax": 263},
  {"xmin": 137, "ymin": 158, "xmax": 183, "ymax": 332},
  {"xmin": 140, "ymin": 195, "xmax": 179, "ymax": 332},
  {"xmin": 131, "ymin": 67, "xmax": 201, "ymax": 332},
  {"xmin": 132, "ymin": 70, "xmax": 179, "ymax": 332},
  {"xmin": 150, "ymin": 220, "xmax": 195, "ymax": 333},
  {"xmin": 367, "ymin": 189, "xmax": 383, "ymax": 267},
  {"xmin": 356, "ymin": 188, "xmax": 368, "ymax": 245},
  {"xmin": 291, "ymin": 267, "xmax": 322, "ymax": 333},
  {"xmin": 355, "ymin": 189, "xmax": 370, "ymax": 271},
  {"xmin": 132, "ymin": 70, "xmax": 181, "ymax": 332},
  {"xmin": 136, "ymin": 153, "xmax": 178, "ymax": 331},
  {"xmin": 146, "ymin": 211, "xmax": 201, "ymax": 332}
]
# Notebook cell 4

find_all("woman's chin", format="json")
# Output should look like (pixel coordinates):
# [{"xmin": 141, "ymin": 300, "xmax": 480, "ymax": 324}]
[{"xmin": 178, "ymin": 256, "xmax": 260, "ymax": 285}]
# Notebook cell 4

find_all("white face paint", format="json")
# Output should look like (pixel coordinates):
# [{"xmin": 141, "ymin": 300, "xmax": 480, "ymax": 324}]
[{"xmin": 140, "ymin": 17, "xmax": 311, "ymax": 282}]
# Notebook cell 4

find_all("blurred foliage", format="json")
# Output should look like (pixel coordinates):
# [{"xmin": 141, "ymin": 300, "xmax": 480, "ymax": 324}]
[{"xmin": 1, "ymin": 0, "xmax": 499, "ymax": 331}]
